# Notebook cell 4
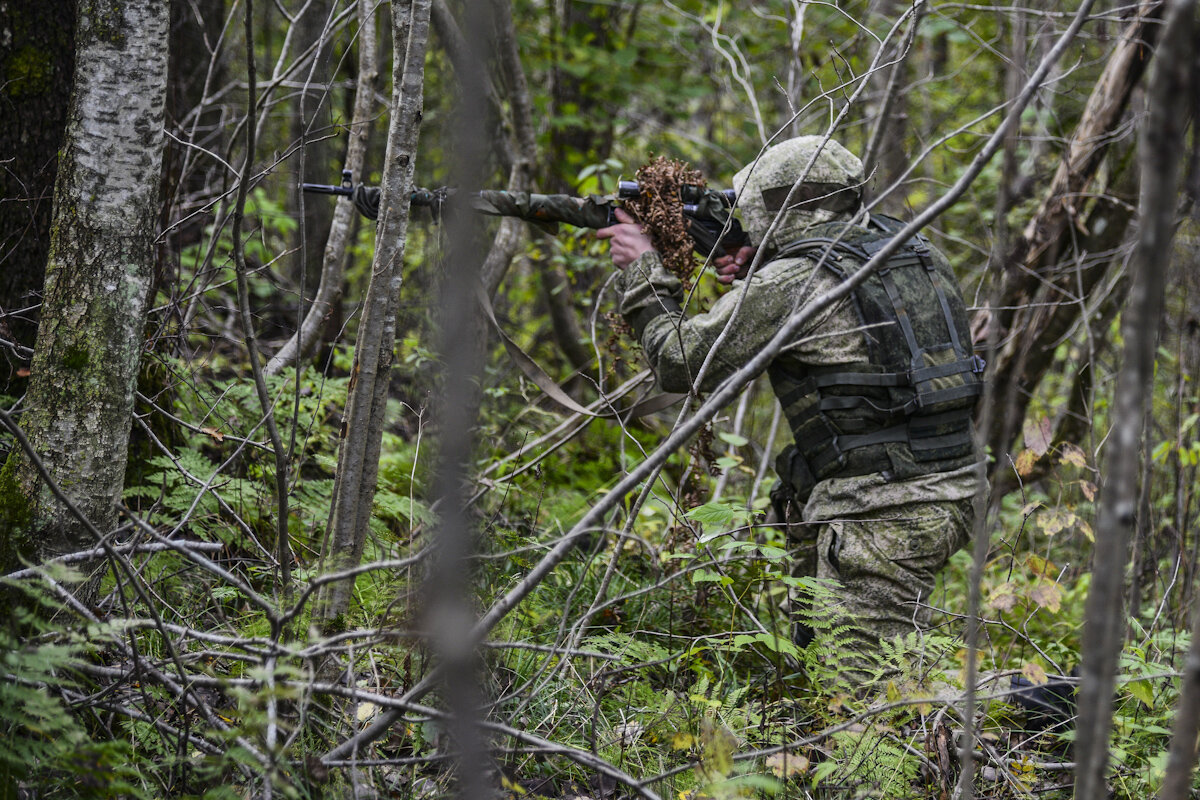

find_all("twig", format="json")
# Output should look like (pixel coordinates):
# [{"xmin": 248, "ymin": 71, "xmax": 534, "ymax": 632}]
[{"xmin": 4, "ymin": 541, "xmax": 223, "ymax": 581}]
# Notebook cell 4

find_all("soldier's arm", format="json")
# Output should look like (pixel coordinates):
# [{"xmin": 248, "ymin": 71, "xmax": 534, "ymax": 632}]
[{"xmin": 617, "ymin": 251, "xmax": 812, "ymax": 394}]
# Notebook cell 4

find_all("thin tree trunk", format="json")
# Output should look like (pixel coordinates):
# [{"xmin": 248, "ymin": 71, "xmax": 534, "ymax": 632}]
[
  {"xmin": 862, "ymin": 0, "xmax": 919, "ymax": 215},
  {"xmin": 315, "ymin": 0, "xmax": 431, "ymax": 631},
  {"xmin": 537, "ymin": 257, "xmax": 592, "ymax": 374},
  {"xmin": 1074, "ymin": 0, "xmax": 1192, "ymax": 792},
  {"xmin": 479, "ymin": 0, "xmax": 538, "ymax": 297},
  {"xmin": 232, "ymin": 0, "xmax": 293, "ymax": 595},
  {"xmin": 0, "ymin": 0, "xmax": 169, "ymax": 579},
  {"xmin": 427, "ymin": 0, "xmax": 536, "ymax": 298},
  {"xmin": 424, "ymin": 0, "xmax": 496, "ymax": 789},
  {"xmin": 267, "ymin": 0, "xmax": 379, "ymax": 376}
]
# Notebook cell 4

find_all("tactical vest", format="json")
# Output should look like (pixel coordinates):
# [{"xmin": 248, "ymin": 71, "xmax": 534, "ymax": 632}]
[{"xmin": 768, "ymin": 215, "xmax": 984, "ymax": 500}]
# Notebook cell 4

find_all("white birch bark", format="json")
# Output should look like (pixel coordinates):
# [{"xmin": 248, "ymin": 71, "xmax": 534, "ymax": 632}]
[{"xmin": 0, "ymin": 0, "xmax": 169, "ymax": 574}]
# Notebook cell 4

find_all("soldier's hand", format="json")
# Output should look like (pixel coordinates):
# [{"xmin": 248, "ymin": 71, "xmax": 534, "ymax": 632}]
[
  {"xmin": 713, "ymin": 245, "xmax": 757, "ymax": 284},
  {"xmin": 596, "ymin": 208, "xmax": 655, "ymax": 269}
]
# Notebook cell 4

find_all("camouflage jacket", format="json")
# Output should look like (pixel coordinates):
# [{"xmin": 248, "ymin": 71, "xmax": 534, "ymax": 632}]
[{"xmin": 617, "ymin": 246, "xmax": 984, "ymax": 522}]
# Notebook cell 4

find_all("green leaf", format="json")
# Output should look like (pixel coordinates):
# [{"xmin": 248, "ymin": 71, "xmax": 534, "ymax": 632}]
[
  {"xmin": 686, "ymin": 501, "xmax": 750, "ymax": 527},
  {"xmin": 718, "ymin": 432, "xmax": 749, "ymax": 447},
  {"xmin": 811, "ymin": 758, "xmax": 841, "ymax": 787},
  {"xmin": 1128, "ymin": 679, "xmax": 1155, "ymax": 708}
]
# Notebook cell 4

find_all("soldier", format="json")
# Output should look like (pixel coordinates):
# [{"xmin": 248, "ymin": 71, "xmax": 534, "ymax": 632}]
[{"xmin": 597, "ymin": 136, "xmax": 985, "ymax": 680}]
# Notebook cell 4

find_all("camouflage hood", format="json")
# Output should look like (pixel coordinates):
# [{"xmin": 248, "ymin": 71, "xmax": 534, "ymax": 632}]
[{"xmin": 732, "ymin": 136, "xmax": 865, "ymax": 252}]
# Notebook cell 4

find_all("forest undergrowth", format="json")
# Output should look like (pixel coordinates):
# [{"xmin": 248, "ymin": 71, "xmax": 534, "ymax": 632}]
[
  {"xmin": 2, "ymin": 221, "xmax": 1196, "ymax": 799},
  {"xmin": 3, "ymin": 0, "xmax": 1199, "ymax": 794}
]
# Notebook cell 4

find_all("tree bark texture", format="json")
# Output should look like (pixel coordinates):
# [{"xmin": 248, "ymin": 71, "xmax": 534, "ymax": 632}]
[
  {"xmin": 1160, "ymin": 597, "xmax": 1200, "ymax": 800},
  {"xmin": 162, "ymin": 0, "xmax": 226, "ymax": 250},
  {"xmin": 0, "ymin": 0, "xmax": 76, "ymax": 362},
  {"xmin": 0, "ymin": 0, "xmax": 169, "ymax": 571},
  {"xmin": 316, "ymin": 0, "xmax": 431, "ymax": 630},
  {"xmin": 1074, "ymin": 0, "xmax": 1192, "ymax": 793},
  {"xmin": 862, "ymin": 0, "xmax": 918, "ymax": 216}
]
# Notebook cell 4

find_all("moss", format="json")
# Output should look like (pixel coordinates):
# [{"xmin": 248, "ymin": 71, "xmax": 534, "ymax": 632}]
[
  {"xmin": 3, "ymin": 45, "xmax": 53, "ymax": 98},
  {"xmin": 80, "ymin": 1, "xmax": 127, "ymax": 49},
  {"xmin": 61, "ymin": 344, "xmax": 90, "ymax": 371}
]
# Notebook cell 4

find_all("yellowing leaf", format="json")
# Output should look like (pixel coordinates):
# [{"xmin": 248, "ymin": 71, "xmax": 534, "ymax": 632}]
[
  {"xmin": 699, "ymin": 718, "xmax": 736, "ymax": 776},
  {"xmin": 988, "ymin": 582, "xmax": 1020, "ymax": 612},
  {"xmin": 1080, "ymin": 481, "xmax": 1097, "ymax": 501},
  {"xmin": 1039, "ymin": 510, "xmax": 1076, "ymax": 537},
  {"xmin": 1023, "ymin": 417, "xmax": 1053, "ymax": 457},
  {"xmin": 1020, "ymin": 501, "xmax": 1043, "ymax": 518},
  {"xmin": 671, "ymin": 732, "xmax": 695, "ymax": 751},
  {"xmin": 1059, "ymin": 443, "xmax": 1088, "ymax": 468},
  {"xmin": 1030, "ymin": 581, "xmax": 1063, "ymax": 613},
  {"xmin": 765, "ymin": 751, "xmax": 810, "ymax": 778},
  {"xmin": 200, "ymin": 426, "xmax": 225, "ymax": 442},
  {"xmin": 827, "ymin": 694, "xmax": 851, "ymax": 714},
  {"xmin": 1026, "ymin": 554, "xmax": 1057, "ymax": 579},
  {"xmin": 1015, "ymin": 449, "xmax": 1038, "ymax": 477},
  {"xmin": 1022, "ymin": 662, "xmax": 1048, "ymax": 685},
  {"xmin": 1077, "ymin": 519, "xmax": 1094, "ymax": 542}
]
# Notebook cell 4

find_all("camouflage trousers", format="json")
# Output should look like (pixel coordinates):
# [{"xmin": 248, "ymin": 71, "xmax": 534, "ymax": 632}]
[{"xmin": 782, "ymin": 496, "xmax": 974, "ymax": 680}]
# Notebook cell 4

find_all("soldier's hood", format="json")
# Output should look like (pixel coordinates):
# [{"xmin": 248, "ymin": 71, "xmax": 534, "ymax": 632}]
[{"xmin": 732, "ymin": 136, "xmax": 865, "ymax": 252}]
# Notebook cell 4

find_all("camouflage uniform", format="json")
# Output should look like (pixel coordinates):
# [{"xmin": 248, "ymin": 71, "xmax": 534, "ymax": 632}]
[{"xmin": 617, "ymin": 137, "xmax": 984, "ymax": 678}]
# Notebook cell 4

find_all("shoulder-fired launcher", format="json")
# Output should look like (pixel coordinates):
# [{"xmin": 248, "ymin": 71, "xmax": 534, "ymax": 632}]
[{"xmin": 302, "ymin": 171, "xmax": 748, "ymax": 259}]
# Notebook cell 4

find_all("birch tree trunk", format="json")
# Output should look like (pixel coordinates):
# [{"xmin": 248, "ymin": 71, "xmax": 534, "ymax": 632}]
[
  {"xmin": 0, "ymin": 0, "xmax": 169, "ymax": 579},
  {"xmin": 315, "ymin": 0, "xmax": 431, "ymax": 631},
  {"xmin": 1074, "ymin": 0, "xmax": 1193, "ymax": 792}
]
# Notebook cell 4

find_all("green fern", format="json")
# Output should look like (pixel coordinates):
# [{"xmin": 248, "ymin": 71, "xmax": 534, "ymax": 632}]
[
  {"xmin": 813, "ymin": 728, "xmax": 921, "ymax": 798},
  {"xmin": 585, "ymin": 631, "xmax": 672, "ymax": 666},
  {"xmin": 0, "ymin": 575, "xmax": 152, "ymax": 797}
]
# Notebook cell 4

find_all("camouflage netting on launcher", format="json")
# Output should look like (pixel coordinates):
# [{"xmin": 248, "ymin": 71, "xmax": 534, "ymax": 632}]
[{"xmin": 623, "ymin": 157, "xmax": 704, "ymax": 288}]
